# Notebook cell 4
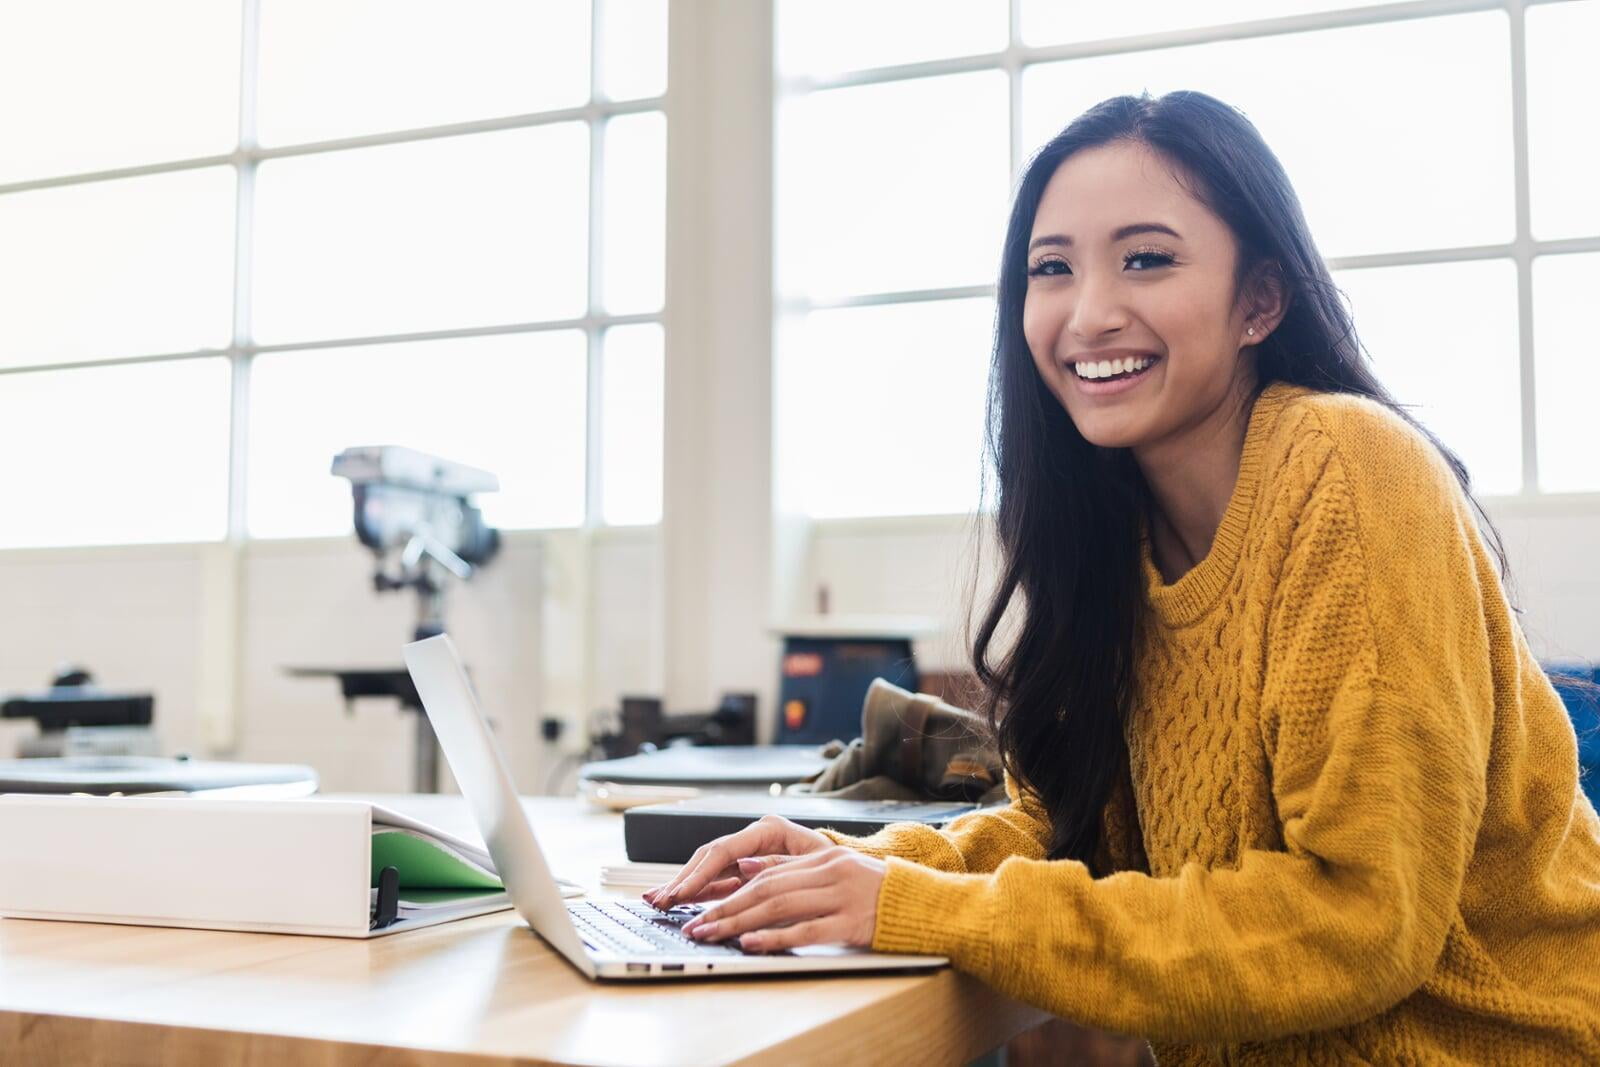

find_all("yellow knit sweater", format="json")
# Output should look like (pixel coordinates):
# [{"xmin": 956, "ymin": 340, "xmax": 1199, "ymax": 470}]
[{"xmin": 821, "ymin": 381, "xmax": 1600, "ymax": 1065}]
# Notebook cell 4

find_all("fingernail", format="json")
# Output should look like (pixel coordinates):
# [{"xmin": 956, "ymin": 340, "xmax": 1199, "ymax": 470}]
[{"xmin": 692, "ymin": 921, "xmax": 717, "ymax": 939}]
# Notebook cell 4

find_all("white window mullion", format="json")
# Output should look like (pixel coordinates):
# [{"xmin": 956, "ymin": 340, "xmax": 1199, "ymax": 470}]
[
  {"xmin": 1507, "ymin": 0, "xmax": 1539, "ymax": 494},
  {"xmin": 227, "ymin": 0, "xmax": 263, "ymax": 540},
  {"xmin": 585, "ymin": 0, "xmax": 609, "ymax": 528},
  {"xmin": 1006, "ymin": 0, "xmax": 1025, "ymax": 179}
]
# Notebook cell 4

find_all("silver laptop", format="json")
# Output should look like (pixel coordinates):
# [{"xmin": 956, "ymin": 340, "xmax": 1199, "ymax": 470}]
[{"xmin": 402, "ymin": 633, "xmax": 948, "ymax": 980}]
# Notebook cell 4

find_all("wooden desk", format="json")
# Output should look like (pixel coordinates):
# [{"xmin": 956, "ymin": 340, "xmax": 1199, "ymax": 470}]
[{"xmin": 0, "ymin": 794, "xmax": 1048, "ymax": 1066}]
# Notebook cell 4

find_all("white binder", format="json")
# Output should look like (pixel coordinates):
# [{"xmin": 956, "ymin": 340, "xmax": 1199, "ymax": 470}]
[{"xmin": 0, "ymin": 794, "xmax": 518, "ymax": 938}]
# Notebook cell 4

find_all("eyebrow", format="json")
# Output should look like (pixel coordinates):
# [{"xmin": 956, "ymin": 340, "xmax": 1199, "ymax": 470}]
[{"xmin": 1027, "ymin": 222, "xmax": 1183, "ymax": 253}]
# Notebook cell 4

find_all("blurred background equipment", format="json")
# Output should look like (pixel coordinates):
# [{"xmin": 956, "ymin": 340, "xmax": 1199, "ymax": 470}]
[
  {"xmin": 289, "ymin": 447, "xmax": 502, "ymax": 794},
  {"xmin": 3, "ymin": 666, "xmax": 158, "ymax": 758},
  {"xmin": 577, "ymin": 743, "xmax": 832, "ymax": 812},
  {"xmin": 772, "ymin": 618, "xmax": 930, "ymax": 745},
  {"xmin": 570, "ymin": 692, "xmax": 777, "ymax": 810},
  {"xmin": 593, "ymin": 692, "xmax": 759, "ymax": 761},
  {"xmin": 332, "ymin": 445, "xmax": 502, "ymax": 606},
  {"xmin": 572, "ymin": 618, "xmax": 938, "ymax": 806},
  {"xmin": 1, "ymin": 666, "xmax": 317, "ymax": 796},
  {"xmin": 0, "ymin": 755, "xmax": 318, "ymax": 797}
]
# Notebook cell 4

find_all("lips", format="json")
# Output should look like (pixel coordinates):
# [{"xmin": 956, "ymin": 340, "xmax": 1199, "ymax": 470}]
[{"xmin": 1062, "ymin": 350, "xmax": 1162, "ymax": 396}]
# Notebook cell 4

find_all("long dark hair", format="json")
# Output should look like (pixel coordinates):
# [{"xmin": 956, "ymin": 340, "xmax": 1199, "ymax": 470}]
[{"xmin": 971, "ymin": 90, "xmax": 1510, "ymax": 868}]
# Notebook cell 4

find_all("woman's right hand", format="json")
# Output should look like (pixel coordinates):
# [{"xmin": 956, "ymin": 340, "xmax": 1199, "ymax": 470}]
[{"xmin": 642, "ymin": 815, "xmax": 835, "ymax": 910}]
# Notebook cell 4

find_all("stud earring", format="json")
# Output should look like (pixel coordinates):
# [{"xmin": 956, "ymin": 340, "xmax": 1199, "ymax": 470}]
[{"xmin": 1247, "ymin": 327, "xmax": 1255, "ymax": 335}]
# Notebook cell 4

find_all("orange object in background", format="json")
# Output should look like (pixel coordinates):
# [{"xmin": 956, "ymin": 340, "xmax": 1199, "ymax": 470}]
[
  {"xmin": 782, "ymin": 652, "xmax": 825, "ymax": 677},
  {"xmin": 783, "ymin": 699, "xmax": 807, "ymax": 731}
]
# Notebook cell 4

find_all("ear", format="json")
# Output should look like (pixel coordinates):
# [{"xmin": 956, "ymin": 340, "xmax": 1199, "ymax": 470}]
[{"xmin": 1240, "ymin": 260, "xmax": 1290, "ymax": 346}]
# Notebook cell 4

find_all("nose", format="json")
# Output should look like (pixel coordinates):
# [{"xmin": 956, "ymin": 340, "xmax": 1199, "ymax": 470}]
[{"xmin": 1066, "ymin": 270, "xmax": 1131, "ymax": 342}]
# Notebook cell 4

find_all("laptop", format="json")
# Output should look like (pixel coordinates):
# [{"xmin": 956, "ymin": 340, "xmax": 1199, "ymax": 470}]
[{"xmin": 401, "ymin": 633, "xmax": 949, "ymax": 980}]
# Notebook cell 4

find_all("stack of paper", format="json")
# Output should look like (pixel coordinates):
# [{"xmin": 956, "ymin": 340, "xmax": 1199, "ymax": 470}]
[{"xmin": 599, "ymin": 861, "xmax": 681, "ymax": 890}]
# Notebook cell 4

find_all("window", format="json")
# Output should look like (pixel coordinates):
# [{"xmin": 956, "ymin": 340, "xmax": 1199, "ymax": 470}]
[
  {"xmin": 0, "ymin": 167, "xmax": 237, "ymax": 368},
  {"xmin": 776, "ymin": 1, "xmax": 1008, "ymax": 80},
  {"xmin": 1330, "ymin": 260, "xmax": 1522, "ymax": 495},
  {"xmin": 248, "ymin": 332, "xmax": 590, "ymax": 537},
  {"xmin": 776, "ymin": 71, "xmax": 1010, "ymax": 300},
  {"xmin": 251, "ymin": 125, "xmax": 593, "ymax": 344},
  {"xmin": 0, "ymin": 0, "xmax": 241, "ymax": 184},
  {"xmin": 0, "ymin": 360, "xmax": 232, "ymax": 550},
  {"xmin": 0, "ymin": 0, "xmax": 667, "ymax": 548},
  {"xmin": 774, "ymin": 299, "xmax": 993, "ymax": 519},
  {"xmin": 1532, "ymin": 252, "xmax": 1600, "ymax": 493},
  {"xmin": 773, "ymin": 0, "xmax": 1598, "ymax": 518},
  {"xmin": 1020, "ymin": 14, "xmax": 1514, "ymax": 260},
  {"xmin": 1526, "ymin": 1, "xmax": 1600, "ymax": 241}
]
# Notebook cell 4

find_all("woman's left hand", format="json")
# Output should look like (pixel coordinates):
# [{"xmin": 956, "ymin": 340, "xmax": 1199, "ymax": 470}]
[{"xmin": 680, "ymin": 846, "xmax": 887, "ymax": 953}]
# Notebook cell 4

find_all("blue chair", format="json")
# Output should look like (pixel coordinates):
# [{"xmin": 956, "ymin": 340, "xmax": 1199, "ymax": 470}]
[{"xmin": 1544, "ymin": 662, "xmax": 1600, "ymax": 807}]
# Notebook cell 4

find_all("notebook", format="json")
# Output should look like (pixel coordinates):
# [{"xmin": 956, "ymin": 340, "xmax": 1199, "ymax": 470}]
[{"xmin": 0, "ymin": 794, "xmax": 579, "ymax": 937}]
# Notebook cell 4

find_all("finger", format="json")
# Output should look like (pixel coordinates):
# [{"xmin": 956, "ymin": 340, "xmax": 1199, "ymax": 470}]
[
  {"xmin": 652, "ymin": 819, "xmax": 819, "ymax": 906},
  {"xmin": 650, "ymin": 847, "xmax": 736, "ymax": 908},
  {"xmin": 686, "ymin": 876, "xmax": 744, "ymax": 903},
  {"xmin": 645, "ymin": 841, "xmax": 720, "ymax": 906},
  {"xmin": 646, "ymin": 880, "xmax": 720, "ymax": 909},
  {"xmin": 661, "ymin": 818, "xmax": 795, "ymax": 904},
  {"xmin": 685, "ymin": 863, "xmax": 838, "ymax": 934},
  {"xmin": 740, "ymin": 918, "xmax": 841, "ymax": 953},
  {"xmin": 689, "ymin": 858, "xmax": 836, "ymax": 926},
  {"xmin": 654, "ymin": 860, "xmax": 777, "ymax": 903},
  {"xmin": 686, "ymin": 889, "xmax": 836, "ymax": 943},
  {"xmin": 736, "ymin": 854, "xmax": 797, "ymax": 880}
]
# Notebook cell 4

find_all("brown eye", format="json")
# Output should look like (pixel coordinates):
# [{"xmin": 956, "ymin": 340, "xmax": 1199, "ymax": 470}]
[{"xmin": 1125, "ymin": 251, "xmax": 1174, "ymax": 270}]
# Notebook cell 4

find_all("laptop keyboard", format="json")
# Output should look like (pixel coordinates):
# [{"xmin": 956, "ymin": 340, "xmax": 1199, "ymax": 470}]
[{"xmin": 568, "ymin": 900, "xmax": 748, "ymax": 958}]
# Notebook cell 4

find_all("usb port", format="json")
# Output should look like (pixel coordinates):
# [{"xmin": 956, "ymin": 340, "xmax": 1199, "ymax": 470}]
[
  {"xmin": 626, "ymin": 963, "xmax": 649, "ymax": 974},
  {"xmin": 661, "ymin": 964, "xmax": 685, "ymax": 973}
]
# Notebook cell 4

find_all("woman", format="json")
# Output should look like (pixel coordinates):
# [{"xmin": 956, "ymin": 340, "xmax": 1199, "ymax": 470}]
[{"xmin": 645, "ymin": 91, "xmax": 1600, "ymax": 1063}]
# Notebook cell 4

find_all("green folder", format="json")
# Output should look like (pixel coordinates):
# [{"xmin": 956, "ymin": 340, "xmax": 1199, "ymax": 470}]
[{"xmin": 370, "ymin": 829, "xmax": 503, "ymax": 891}]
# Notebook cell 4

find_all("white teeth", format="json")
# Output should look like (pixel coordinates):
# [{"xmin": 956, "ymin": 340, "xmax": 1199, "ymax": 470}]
[{"xmin": 1072, "ymin": 355, "xmax": 1156, "ymax": 380}]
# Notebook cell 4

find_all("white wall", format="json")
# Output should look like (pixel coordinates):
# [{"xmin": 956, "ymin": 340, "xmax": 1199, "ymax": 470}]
[
  {"xmin": 232, "ymin": 536, "xmax": 545, "ymax": 792},
  {"xmin": 0, "ymin": 531, "xmax": 660, "ymax": 794},
  {"xmin": 0, "ymin": 545, "xmax": 213, "ymax": 763},
  {"xmin": 1487, "ymin": 505, "xmax": 1600, "ymax": 663},
  {"xmin": 794, "ymin": 502, "xmax": 1600, "ymax": 681}
]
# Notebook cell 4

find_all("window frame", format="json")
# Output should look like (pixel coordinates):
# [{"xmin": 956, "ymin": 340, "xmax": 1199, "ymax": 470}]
[
  {"xmin": 0, "ymin": 0, "xmax": 667, "ymax": 543},
  {"xmin": 772, "ymin": 0, "xmax": 1600, "ymax": 512}
]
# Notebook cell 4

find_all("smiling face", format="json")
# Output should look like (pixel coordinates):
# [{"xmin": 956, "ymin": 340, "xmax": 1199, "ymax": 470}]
[{"xmin": 1022, "ymin": 139, "xmax": 1273, "ymax": 452}]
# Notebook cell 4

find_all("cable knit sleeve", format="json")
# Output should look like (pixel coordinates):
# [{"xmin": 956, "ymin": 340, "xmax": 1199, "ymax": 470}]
[
  {"xmin": 816, "ymin": 769, "xmax": 1052, "ymax": 873},
  {"xmin": 860, "ymin": 417, "xmax": 1497, "ymax": 1045}
]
